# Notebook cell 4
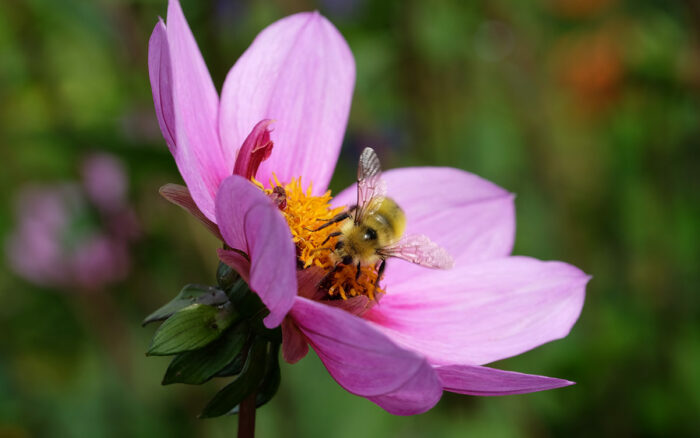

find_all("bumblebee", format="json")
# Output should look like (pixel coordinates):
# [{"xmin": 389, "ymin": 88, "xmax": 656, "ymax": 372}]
[{"xmin": 317, "ymin": 147, "xmax": 453, "ymax": 282}]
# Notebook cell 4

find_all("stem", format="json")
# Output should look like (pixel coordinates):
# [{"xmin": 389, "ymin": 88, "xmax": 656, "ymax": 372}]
[{"xmin": 238, "ymin": 391, "xmax": 257, "ymax": 438}]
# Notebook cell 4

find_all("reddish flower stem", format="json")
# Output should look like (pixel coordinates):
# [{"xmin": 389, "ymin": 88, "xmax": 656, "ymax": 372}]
[{"xmin": 238, "ymin": 391, "xmax": 256, "ymax": 438}]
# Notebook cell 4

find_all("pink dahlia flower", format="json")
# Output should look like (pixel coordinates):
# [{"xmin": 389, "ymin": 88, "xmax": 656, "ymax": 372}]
[{"xmin": 149, "ymin": 0, "xmax": 589, "ymax": 415}]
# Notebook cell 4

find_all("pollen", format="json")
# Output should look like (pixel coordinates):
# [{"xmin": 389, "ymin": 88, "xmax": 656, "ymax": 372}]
[{"xmin": 254, "ymin": 176, "xmax": 383, "ymax": 300}]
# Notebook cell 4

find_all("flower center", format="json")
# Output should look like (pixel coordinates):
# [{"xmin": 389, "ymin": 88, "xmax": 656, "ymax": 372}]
[{"xmin": 253, "ymin": 176, "xmax": 383, "ymax": 300}]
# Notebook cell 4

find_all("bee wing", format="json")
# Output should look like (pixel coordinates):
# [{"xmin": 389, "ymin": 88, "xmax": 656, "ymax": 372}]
[
  {"xmin": 380, "ymin": 235, "xmax": 454, "ymax": 269},
  {"xmin": 355, "ymin": 147, "xmax": 387, "ymax": 223}
]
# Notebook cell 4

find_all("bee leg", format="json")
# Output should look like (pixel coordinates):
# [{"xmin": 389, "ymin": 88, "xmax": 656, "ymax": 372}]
[
  {"xmin": 319, "ymin": 259, "xmax": 348, "ymax": 290},
  {"xmin": 376, "ymin": 259, "xmax": 386, "ymax": 283},
  {"xmin": 314, "ymin": 211, "xmax": 351, "ymax": 231},
  {"xmin": 319, "ymin": 266, "xmax": 336, "ymax": 290},
  {"xmin": 321, "ymin": 231, "xmax": 342, "ymax": 245},
  {"xmin": 310, "ymin": 247, "xmax": 333, "ymax": 254},
  {"xmin": 355, "ymin": 261, "xmax": 362, "ymax": 281},
  {"xmin": 311, "ymin": 234, "xmax": 342, "ymax": 254}
]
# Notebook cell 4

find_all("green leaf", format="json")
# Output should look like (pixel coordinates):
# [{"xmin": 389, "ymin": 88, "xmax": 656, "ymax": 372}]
[
  {"xmin": 162, "ymin": 322, "xmax": 249, "ymax": 385},
  {"xmin": 147, "ymin": 303, "xmax": 237, "ymax": 356},
  {"xmin": 199, "ymin": 337, "xmax": 268, "ymax": 419},
  {"xmin": 233, "ymin": 288, "xmax": 268, "ymax": 321},
  {"xmin": 143, "ymin": 284, "xmax": 228, "ymax": 326},
  {"xmin": 252, "ymin": 343, "xmax": 281, "ymax": 409},
  {"xmin": 228, "ymin": 343, "xmax": 281, "ymax": 414},
  {"xmin": 215, "ymin": 350, "xmax": 246, "ymax": 378},
  {"xmin": 216, "ymin": 260, "xmax": 240, "ymax": 290}
]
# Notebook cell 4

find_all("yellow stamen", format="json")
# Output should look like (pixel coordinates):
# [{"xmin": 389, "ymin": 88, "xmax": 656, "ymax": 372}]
[{"xmin": 254, "ymin": 176, "xmax": 383, "ymax": 300}]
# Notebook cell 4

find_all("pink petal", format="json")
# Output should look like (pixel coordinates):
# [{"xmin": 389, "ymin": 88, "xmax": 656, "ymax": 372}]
[
  {"xmin": 232, "ymin": 119, "xmax": 274, "ymax": 180},
  {"xmin": 159, "ymin": 184, "xmax": 222, "ymax": 240},
  {"xmin": 215, "ymin": 175, "xmax": 296, "ymax": 328},
  {"xmin": 281, "ymin": 316, "xmax": 309, "ymax": 364},
  {"xmin": 219, "ymin": 12, "xmax": 355, "ymax": 192},
  {"xmin": 290, "ymin": 297, "xmax": 442, "ymax": 414},
  {"xmin": 367, "ymin": 360, "xmax": 443, "ymax": 415},
  {"xmin": 148, "ymin": 20, "xmax": 175, "ymax": 150},
  {"xmin": 332, "ymin": 167, "xmax": 515, "ymax": 283},
  {"xmin": 436, "ymin": 364, "xmax": 574, "ymax": 395},
  {"xmin": 365, "ymin": 256, "xmax": 589, "ymax": 366},
  {"xmin": 216, "ymin": 249, "xmax": 251, "ymax": 284},
  {"xmin": 149, "ymin": 0, "xmax": 232, "ymax": 222},
  {"xmin": 325, "ymin": 294, "xmax": 373, "ymax": 317}
]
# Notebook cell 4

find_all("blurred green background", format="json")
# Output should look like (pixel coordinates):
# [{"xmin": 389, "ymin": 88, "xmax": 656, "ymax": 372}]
[{"xmin": 1, "ymin": 0, "xmax": 699, "ymax": 436}]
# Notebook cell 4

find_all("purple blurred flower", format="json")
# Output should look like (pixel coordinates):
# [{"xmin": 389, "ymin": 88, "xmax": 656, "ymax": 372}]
[
  {"xmin": 6, "ymin": 154, "xmax": 138, "ymax": 292},
  {"xmin": 149, "ymin": 0, "xmax": 589, "ymax": 415},
  {"xmin": 82, "ymin": 153, "xmax": 128, "ymax": 213}
]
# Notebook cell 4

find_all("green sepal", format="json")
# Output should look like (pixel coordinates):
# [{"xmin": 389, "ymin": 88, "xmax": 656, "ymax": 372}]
[
  {"xmin": 143, "ymin": 284, "xmax": 228, "ymax": 326},
  {"xmin": 161, "ymin": 321, "xmax": 249, "ymax": 385},
  {"xmin": 215, "ymin": 350, "xmax": 246, "ymax": 378},
  {"xmin": 236, "ymin": 290, "xmax": 269, "ymax": 323},
  {"xmin": 147, "ymin": 303, "xmax": 237, "ymax": 356},
  {"xmin": 258, "ymin": 326, "xmax": 283, "ymax": 344},
  {"xmin": 228, "ymin": 342, "xmax": 281, "ymax": 415},
  {"xmin": 216, "ymin": 260, "xmax": 241, "ymax": 290},
  {"xmin": 199, "ymin": 337, "xmax": 268, "ymax": 419},
  {"xmin": 220, "ymin": 277, "xmax": 269, "ymax": 324},
  {"xmin": 225, "ymin": 278, "xmax": 251, "ymax": 303}
]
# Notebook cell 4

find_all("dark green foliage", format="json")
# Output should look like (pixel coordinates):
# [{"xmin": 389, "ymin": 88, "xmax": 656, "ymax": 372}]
[
  {"xmin": 199, "ymin": 337, "xmax": 270, "ymax": 419},
  {"xmin": 215, "ymin": 351, "xmax": 247, "ymax": 378},
  {"xmin": 228, "ymin": 342, "xmax": 282, "ymax": 414},
  {"xmin": 146, "ymin": 276, "xmax": 283, "ymax": 418},
  {"xmin": 162, "ymin": 321, "xmax": 249, "ymax": 385},
  {"xmin": 142, "ymin": 284, "xmax": 229, "ymax": 326},
  {"xmin": 217, "ymin": 260, "xmax": 241, "ymax": 290},
  {"xmin": 147, "ymin": 302, "xmax": 237, "ymax": 356}
]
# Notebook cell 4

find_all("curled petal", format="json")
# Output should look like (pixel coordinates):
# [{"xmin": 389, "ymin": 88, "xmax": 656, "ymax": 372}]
[
  {"xmin": 159, "ymin": 184, "xmax": 222, "ymax": 240},
  {"xmin": 220, "ymin": 12, "xmax": 355, "ymax": 192},
  {"xmin": 333, "ymin": 167, "xmax": 515, "ymax": 282},
  {"xmin": 436, "ymin": 364, "xmax": 573, "ymax": 396},
  {"xmin": 325, "ymin": 294, "xmax": 373, "ymax": 317},
  {"xmin": 367, "ymin": 359, "xmax": 442, "ymax": 415},
  {"xmin": 148, "ymin": 20, "xmax": 175, "ymax": 151},
  {"xmin": 290, "ymin": 297, "xmax": 441, "ymax": 407},
  {"xmin": 148, "ymin": 0, "xmax": 231, "ymax": 221},
  {"xmin": 233, "ymin": 119, "xmax": 274, "ymax": 180},
  {"xmin": 365, "ymin": 256, "xmax": 589, "ymax": 366},
  {"xmin": 296, "ymin": 267, "xmax": 327, "ymax": 301},
  {"xmin": 217, "ymin": 248, "xmax": 251, "ymax": 284},
  {"xmin": 216, "ymin": 175, "xmax": 296, "ymax": 328},
  {"xmin": 281, "ymin": 316, "xmax": 309, "ymax": 364}
]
